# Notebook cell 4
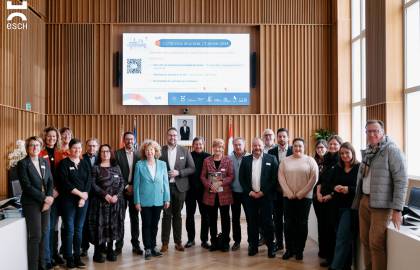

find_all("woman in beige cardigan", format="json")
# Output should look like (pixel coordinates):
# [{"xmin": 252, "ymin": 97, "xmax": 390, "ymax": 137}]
[{"xmin": 278, "ymin": 137, "xmax": 318, "ymax": 261}]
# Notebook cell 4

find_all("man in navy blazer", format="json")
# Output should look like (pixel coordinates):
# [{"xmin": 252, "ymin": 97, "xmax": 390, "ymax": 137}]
[
  {"xmin": 267, "ymin": 128, "xmax": 293, "ymax": 252},
  {"xmin": 240, "ymin": 138, "xmax": 279, "ymax": 258},
  {"xmin": 114, "ymin": 132, "xmax": 142, "ymax": 255}
]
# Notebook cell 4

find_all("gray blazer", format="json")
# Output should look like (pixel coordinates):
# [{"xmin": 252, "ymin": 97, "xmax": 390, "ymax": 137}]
[
  {"xmin": 352, "ymin": 136, "xmax": 408, "ymax": 211},
  {"xmin": 115, "ymin": 148, "xmax": 141, "ymax": 186},
  {"xmin": 160, "ymin": 145, "xmax": 195, "ymax": 193}
]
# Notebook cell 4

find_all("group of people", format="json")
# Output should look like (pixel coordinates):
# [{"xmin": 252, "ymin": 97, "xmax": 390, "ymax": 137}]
[{"xmin": 17, "ymin": 119, "xmax": 408, "ymax": 270}]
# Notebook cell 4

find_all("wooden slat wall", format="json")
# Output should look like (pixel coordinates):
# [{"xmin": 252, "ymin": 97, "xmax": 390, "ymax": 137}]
[
  {"xmin": 0, "ymin": 1, "xmax": 47, "ymax": 197},
  {"xmin": 46, "ymin": 0, "xmax": 331, "ymax": 24},
  {"xmin": 1, "ymin": 3, "xmax": 46, "ymax": 112},
  {"xmin": 260, "ymin": 25, "xmax": 330, "ymax": 114}
]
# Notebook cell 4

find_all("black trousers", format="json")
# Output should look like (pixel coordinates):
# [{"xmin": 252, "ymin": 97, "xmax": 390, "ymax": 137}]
[
  {"xmin": 185, "ymin": 188, "xmax": 209, "ymax": 243},
  {"xmin": 243, "ymin": 195, "xmax": 274, "ymax": 249},
  {"xmin": 272, "ymin": 191, "xmax": 284, "ymax": 246},
  {"xmin": 231, "ymin": 192, "xmax": 244, "ymax": 243},
  {"xmin": 23, "ymin": 204, "xmax": 50, "ymax": 270},
  {"xmin": 116, "ymin": 196, "xmax": 140, "ymax": 250},
  {"xmin": 313, "ymin": 199, "xmax": 337, "ymax": 262},
  {"xmin": 283, "ymin": 197, "xmax": 312, "ymax": 254},
  {"xmin": 140, "ymin": 206, "xmax": 163, "ymax": 250},
  {"xmin": 207, "ymin": 195, "xmax": 230, "ymax": 246}
]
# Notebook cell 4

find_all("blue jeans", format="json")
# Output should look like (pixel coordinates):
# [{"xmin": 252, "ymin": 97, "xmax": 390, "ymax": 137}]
[
  {"xmin": 331, "ymin": 208, "xmax": 357, "ymax": 269},
  {"xmin": 61, "ymin": 198, "xmax": 88, "ymax": 260},
  {"xmin": 44, "ymin": 200, "xmax": 59, "ymax": 264}
]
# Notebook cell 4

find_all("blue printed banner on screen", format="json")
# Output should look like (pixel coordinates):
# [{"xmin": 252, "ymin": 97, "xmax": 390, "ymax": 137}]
[{"xmin": 168, "ymin": 93, "xmax": 249, "ymax": 105}]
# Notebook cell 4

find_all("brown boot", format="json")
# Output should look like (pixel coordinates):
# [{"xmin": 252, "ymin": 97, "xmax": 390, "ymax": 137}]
[
  {"xmin": 160, "ymin": 243, "xmax": 168, "ymax": 252},
  {"xmin": 175, "ymin": 243, "xmax": 185, "ymax": 252}
]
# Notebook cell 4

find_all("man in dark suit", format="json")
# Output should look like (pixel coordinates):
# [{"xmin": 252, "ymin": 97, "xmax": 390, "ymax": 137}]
[
  {"xmin": 160, "ymin": 127, "xmax": 195, "ymax": 252},
  {"xmin": 114, "ymin": 132, "xmax": 142, "ymax": 255},
  {"xmin": 81, "ymin": 138, "xmax": 99, "ymax": 257},
  {"xmin": 179, "ymin": 120, "xmax": 190, "ymax": 140},
  {"xmin": 240, "ymin": 137, "xmax": 278, "ymax": 258},
  {"xmin": 267, "ymin": 128, "xmax": 293, "ymax": 252}
]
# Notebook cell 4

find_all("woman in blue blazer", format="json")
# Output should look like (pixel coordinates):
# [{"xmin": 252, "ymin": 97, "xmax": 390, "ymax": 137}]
[{"xmin": 134, "ymin": 140, "xmax": 170, "ymax": 260}]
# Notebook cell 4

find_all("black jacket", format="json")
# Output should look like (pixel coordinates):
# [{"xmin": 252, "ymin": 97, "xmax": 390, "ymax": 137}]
[
  {"xmin": 18, "ymin": 156, "xmax": 53, "ymax": 206},
  {"xmin": 239, "ymin": 154, "xmax": 279, "ymax": 200},
  {"xmin": 114, "ymin": 148, "xmax": 140, "ymax": 186}
]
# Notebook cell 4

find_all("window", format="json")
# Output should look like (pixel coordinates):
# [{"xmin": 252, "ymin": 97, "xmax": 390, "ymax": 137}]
[
  {"xmin": 352, "ymin": 0, "xmax": 366, "ymax": 160},
  {"xmin": 404, "ymin": 0, "xmax": 420, "ymax": 177}
]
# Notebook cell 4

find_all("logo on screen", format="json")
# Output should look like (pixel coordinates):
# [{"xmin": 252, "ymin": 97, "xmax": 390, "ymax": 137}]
[
  {"xmin": 127, "ymin": 38, "xmax": 147, "ymax": 49},
  {"xmin": 6, "ymin": 0, "xmax": 28, "ymax": 30}
]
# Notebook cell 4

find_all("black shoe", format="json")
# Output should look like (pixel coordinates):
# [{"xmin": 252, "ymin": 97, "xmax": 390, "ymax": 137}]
[
  {"xmin": 268, "ymin": 247, "xmax": 276, "ymax": 258},
  {"xmin": 220, "ymin": 244, "xmax": 229, "ymax": 252},
  {"xmin": 53, "ymin": 254, "xmax": 65, "ymax": 265},
  {"xmin": 248, "ymin": 246, "xmax": 258, "ymax": 256},
  {"xmin": 74, "ymin": 257, "xmax": 86, "ymax": 269},
  {"xmin": 282, "ymin": 250, "xmax": 294, "ymax": 260},
  {"xmin": 231, "ymin": 242, "xmax": 240, "ymax": 251},
  {"xmin": 93, "ymin": 253, "xmax": 105, "ymax": 263},
  {"xmin": 106, "ymin": 251, "xmax": 117, "ymax": 262},
  {"xmin": 209, "ymin": 245, "xmax": 218, "ymax": 252},
  {"xmin": 201, "ymin": 242, "xmax": 210, "ymax": 249},
  {"xmin": 295, "ymin": 253, "xmax": 303, "ymax": 260},
  {"xmin": 133, "ymin": 246, "xmax": 144, "ymax": 255},
  {"xmin": 66, "ymin": 258, "xmax": 76, "ymax": 269},
  {"xmin": 144, "ymin": 249, "xmax": 152, "ymax": 260},
  {"xmin": 151, "ymin": 248, "xmax": 163, "ymax": 257},
  {"xmin": 320, "ymin": 261, "xmax": 330, "ymax": 267},
  {"xmin": 184, "ymin": 240, "xmax": 195, "ymax": 248}
]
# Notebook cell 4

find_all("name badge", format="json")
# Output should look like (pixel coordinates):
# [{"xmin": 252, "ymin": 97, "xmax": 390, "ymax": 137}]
[
  {"xmin": 114, "ymin": 175, "xmax": 119, "ymax": 178},
  {"xmin": 266, "ymin": 163, "xmax": 271, "ymax": 166},
  {"xmin": 41, "ymin": 165, "xmax": 46, "ymax": 169},
  {"xmin": 43, "ymin": 155, "xmax": 49, "ymax": 159},
  {"xmin": 69, "ymin": 167, "xmax": 75, "ymax": 170},
  {"xmin": 221, "ymin": 168, "xmax": 226, "ymax": 172},
  {"xmin": 180, "ymin": 156, "xmax": 185, "ymax": 160}
]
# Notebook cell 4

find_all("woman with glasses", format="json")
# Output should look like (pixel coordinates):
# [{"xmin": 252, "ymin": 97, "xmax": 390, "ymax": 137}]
[
  {"xmin": 18, "ymin": 136, "xmax": 54, "ymax": 270},
  {"xmin": 88, "ymin": 144, "xmax": 125, "ymax": 263}
]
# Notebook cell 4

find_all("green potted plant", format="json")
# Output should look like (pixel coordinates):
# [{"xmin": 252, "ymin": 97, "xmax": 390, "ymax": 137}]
[{"xmin": 313, "ymin": 128, "xmax": 333, "ymax": 141}]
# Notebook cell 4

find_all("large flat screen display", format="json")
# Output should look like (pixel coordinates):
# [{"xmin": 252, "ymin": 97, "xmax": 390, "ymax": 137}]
[{"xmin": 122, "ymin": 33, "xmax": 250, "ymax": 105}]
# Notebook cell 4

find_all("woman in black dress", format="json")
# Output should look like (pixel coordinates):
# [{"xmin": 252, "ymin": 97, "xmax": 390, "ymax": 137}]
[{"xmin": 88, "ymin": 144, "xmax": 125, "ymax": 263}]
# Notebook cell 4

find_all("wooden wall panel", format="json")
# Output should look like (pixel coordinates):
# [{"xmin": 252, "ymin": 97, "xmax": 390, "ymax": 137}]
[
  {"xmin": 174, "ymin": 0, "xmax": 261, "ymax": 24},
  {"xmin": 46, "ymin": 0, "xmax": 331, "ymax": 25},
  {"xmin": 48, "ymin": 0, "xmax": 118, "ymax": 23},
  {"xmin": 118, "ymin": 0, "xmax": 175, "ymax": 23},
  {"xmin": 366, "ymin": 103, "xmax": 386, "ymax": 123},
  {"xmin": 28, "ymin": 0, "xmax": 48, "ymax": 19},
  {"xmin": 0, "ymin": 106, "xmax": 45, "ymax": 198},
  {"xmin": 46, "ymin": 24, "xmax": 97, "ymax": 114},
  {"xmin": 46, "ymin": 114, "xmax": 332, "ymax": 157},
  {"xmin": 260, "ymin": 25, "xmax": 330, "ymax": 114},
  {"xmin": 262, "ymin": 0, "xmax": 331, "ymax": 24}
]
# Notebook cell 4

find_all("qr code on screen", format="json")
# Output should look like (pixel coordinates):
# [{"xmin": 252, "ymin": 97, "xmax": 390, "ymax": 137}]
[{"xmin": 127, "ymin": 58, "xmax": 142, "ymax": 74}]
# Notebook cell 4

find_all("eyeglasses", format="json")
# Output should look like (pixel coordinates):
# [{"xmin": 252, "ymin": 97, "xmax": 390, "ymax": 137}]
[
  {"xmin": 101, "ymin": 150, "xmax": 111, "ymax": 153},
  {"xmin": 28, "ymin": 143, "xmax": 41, "ymax": 147},
  {"xmin": 87, "ymin": 145, "xmax": 97, "ymax": 147},
  {"xmin": 365, "ymin": 129, "xmax": 381, "ymax": 134}
]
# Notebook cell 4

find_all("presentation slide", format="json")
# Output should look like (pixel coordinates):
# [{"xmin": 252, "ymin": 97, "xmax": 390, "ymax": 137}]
[{"xmin": 122, "ymin": 33, "xmax": 250, "ymax": 105}]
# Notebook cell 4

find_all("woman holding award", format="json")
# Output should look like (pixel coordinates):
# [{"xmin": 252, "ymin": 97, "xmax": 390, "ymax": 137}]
[{"xmin": 201, "ymin": 139, "xmax": 234, "ymax": 252}]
